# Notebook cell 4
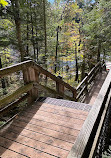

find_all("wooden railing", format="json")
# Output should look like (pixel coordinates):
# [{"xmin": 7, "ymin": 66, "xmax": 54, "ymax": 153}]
[
  {"xmin": 67, "ymin": 69, "xmax": 111, "ymax": 158},
  {"xmin": 0, "ymin": 60, "xmax": 77, "ymax": 117},
  {"xmin": 76, "ymin": 62, "xmax": 101, "ymax": 101},
  {"xmin": 0, "ymin": 60, "xmax": 103, "ymax": 119}
]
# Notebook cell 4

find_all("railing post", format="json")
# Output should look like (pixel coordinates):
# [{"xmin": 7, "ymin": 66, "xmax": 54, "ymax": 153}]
[
  {"xmin": 56, "ymin": 76, "xmax": 64, "ymax": 98},
  {"xmin": 23, "ymin": 63, "xmax": 39, "ymax": 104}
]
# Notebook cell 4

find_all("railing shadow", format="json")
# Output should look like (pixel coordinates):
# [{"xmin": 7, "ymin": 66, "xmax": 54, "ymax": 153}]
[{"xmin": 0, "ymin": 102, "xmax": 42, "ymax": 156}]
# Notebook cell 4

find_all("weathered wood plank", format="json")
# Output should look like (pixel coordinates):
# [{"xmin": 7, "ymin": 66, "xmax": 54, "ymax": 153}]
[
  {"xmin": 0, "ymin": 83, "xmax": 33, "ymax": 108},
  {"xmin": 0, "ymin": 146, "xmax": 27, "ymax": 158},
  {"xmin": 0, "ymin": 136, "xmax": 56, "ymax": 158},
  {"xmin": 7, "ymin": 126, "xmax": 73, "ymax": 151},
  {"xmin": 0, "ymin": 60, "xmax": 32, "ymax": 78}
]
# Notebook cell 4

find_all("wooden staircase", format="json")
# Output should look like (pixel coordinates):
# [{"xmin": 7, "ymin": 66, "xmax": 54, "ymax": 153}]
[
  {"xmin": 0, "ymin": 60, "xmax": 109, "ymax": 158},
  {"xmin": 0, "ymin": 97, "xmax": 91, "ymax": 158}
]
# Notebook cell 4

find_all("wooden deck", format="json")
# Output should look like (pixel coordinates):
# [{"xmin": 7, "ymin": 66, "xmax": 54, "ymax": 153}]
[{"xmin": 0, "ymin": 98, "xmax": 91, "ymax": 158}]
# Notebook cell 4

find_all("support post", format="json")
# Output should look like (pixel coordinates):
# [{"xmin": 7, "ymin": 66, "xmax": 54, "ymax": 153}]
[
  {"xmin": 23, "ymin": 65, "xmax": 39, "ymax": 104},
  {"xmin": 56, "ymin": 76, "xmax": 64, "ymax": 98}
]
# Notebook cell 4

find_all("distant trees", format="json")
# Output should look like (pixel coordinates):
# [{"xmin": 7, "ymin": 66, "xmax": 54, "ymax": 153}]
[
  {"xmin": 82, "ymin": 0, "xmax": 111, "ymax": 68},
  {"xmin": 0, "ymin": 0, "xmax": 110, "ymax": 84},
  {"xmin": 0, "ymin": 0, "xmax": 50, "ymax": 63}
]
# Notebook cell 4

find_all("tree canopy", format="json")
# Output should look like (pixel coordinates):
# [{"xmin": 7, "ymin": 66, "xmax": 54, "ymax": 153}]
[{"xmin": 0, "ymin": 0, "xmax": 110, "ymax": 81}]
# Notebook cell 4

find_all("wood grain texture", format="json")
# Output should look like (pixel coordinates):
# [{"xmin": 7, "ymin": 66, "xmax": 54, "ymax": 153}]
[{"xmin": 0, "ymin": 98, "xmax": 90, "ymax": 158}]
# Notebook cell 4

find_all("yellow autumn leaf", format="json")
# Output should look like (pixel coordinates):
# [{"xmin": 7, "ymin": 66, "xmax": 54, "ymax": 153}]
[
  {"xmin": 0, "ymin": 0, "xmax": 8, "ymax": 7},
  {"xmin": 80, "ymin": 54, "xmax": 83, "ymax": 58}
]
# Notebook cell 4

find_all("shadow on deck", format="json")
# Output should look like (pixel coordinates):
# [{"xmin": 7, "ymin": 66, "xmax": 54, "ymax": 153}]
[{"xmin": 0, "ymin": 98, "xmax": 91, "ymax": 158}]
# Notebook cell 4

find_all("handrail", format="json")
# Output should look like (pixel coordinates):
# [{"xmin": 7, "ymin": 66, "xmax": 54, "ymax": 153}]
[
  {"xmin": 67, "ymin": 69, "xmax": 111, "ymax": 158},
  {"xmin": 76, "ymin": 62, "xmax": 101, "ymax": 101},
  {"xmin": 0, "ymin": 82, "xmax": 33, "ymax": 108},
  {"xmin": 0, "ymin": 60, "xmax": 77, "ymax": 116},
  {"xmin": 34, "ymin": 82, "xmax": 75, "ymax": 101},
  {"xmin": 0, "ymin": 60, "xmax": 32, "ymax": 78},
  {"xmin": 0, "ymin": 60, "xmax": 76, "ymax": 95},
  {"xmin": 0, "ymin": 60, "xmax": 103, "ymax": 117},
  {"xmin": 32, "ymin": 61, "xmax": 76, "ymax": 94}
]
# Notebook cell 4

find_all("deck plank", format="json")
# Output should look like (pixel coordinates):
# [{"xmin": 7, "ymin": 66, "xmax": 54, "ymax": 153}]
[
  {"xmin": 0, "ymin": 146, "xmax": 27, "ymax": 158},
  {"xmin": 0, "ymin": 133, "xmax": 69, "ymax": 158},
  {"xmin": 0, "ymin": 136, "xmax": 56, "ymax": 158},
  {"xmin": 6, "ymin": 126, "xmax": 73, "ymax": 151},
  {"xmin": 12, "ymin": 116, "xmax": 80, "ymax": 136},
  {"xmin": 0, "ymin": 98, "xmax": 91, "ymax": 158}
]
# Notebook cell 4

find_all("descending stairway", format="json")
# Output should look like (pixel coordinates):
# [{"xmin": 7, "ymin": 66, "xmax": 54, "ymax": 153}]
[
  {"xmin": 0, "ymin": 97, "xmax": 91, "ymax": 158},
  {"xmin": 0, "ymin": 60, "xmax": 109, "ymax": 158}
]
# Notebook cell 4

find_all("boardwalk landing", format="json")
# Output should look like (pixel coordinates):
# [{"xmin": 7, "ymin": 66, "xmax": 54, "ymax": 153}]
[{"xmin": 0, "ymin": 98, "xmax": 91, "ymax": 158}]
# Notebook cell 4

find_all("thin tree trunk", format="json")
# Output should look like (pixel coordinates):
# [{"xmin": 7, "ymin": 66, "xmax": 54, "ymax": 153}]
[
  {"xmin": 36, "ymin": 28, "xmax": 39, "ymax": 61},
  {"xmin": 30, "ymin": 6, "xmax": 36, "ymax": 60},
  {"xmin": 75, "ymin": 43, "xmax": 79, "ymax": 81},
  {"xmin": 81, "ymin": 43, "xmax": 85, "ymax": 80},
  {"xmin": 55, "ymin": 26, "xmax": 59, "ymax": 73},
  {"xmin": 26, "ymin": 13, "xmax": 29, "ymax": 56},
  {"xmin": 43, "ymin": 0, "xmax": 47, "ymax": 56}
]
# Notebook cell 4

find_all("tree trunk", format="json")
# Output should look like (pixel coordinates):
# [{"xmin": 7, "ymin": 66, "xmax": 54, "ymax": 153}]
[
  {"xmin": 55, "ymin": 26, "xmax": 59, "ymax": 73},
  {"xmin": 26, "ymin": 13, "xmax": 29, "ymax": 56},
  {"xmin": 81, "ymin": 44, "xmax": 85, "ymax": 80},
  {"xmin": 97, "ymin": 41, "xmax": 101, "ymax": 62},
  {"xmin": 11, "ymin": 0, "xmax": 25, "ymax": 61},
  {"xmin": 30, "ymin": 2, "xmax": 36, "ymax": 60},
  {"xmin": 43, "ymin": 0, "xmax": 47, "ymax": 87},
  {"xmin": 75, "ymin": 43, "xmax": 79, "ymax": 82},
  {"xmin": 43, "ymin": 0, "xmax": 47, "ymax": 56}
]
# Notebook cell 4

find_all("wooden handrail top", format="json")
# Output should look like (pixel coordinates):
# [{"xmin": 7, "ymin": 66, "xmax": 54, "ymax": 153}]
[
  {"xmin": 87, "ymin": 62, "xmax": 100, "ymax": 78},
  {"xmin": 76, "ymin": 62, "xmax": 101, "ymax": 91},
  {"xmin": 0, "ymin": 60, "xmax": 32, "ymax": 77},
  {"xmin": 32, "ymin": 61, "xmax": 76, "ymax": 93},
  {"xmin": 0, "ymin": 60, "xmax": 76, "ymax": 94}
]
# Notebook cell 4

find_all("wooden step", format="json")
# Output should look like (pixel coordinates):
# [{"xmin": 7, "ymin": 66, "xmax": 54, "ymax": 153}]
[{"xmin": 0, "ymin": 97, "xmax": 91, "ymax": 158}]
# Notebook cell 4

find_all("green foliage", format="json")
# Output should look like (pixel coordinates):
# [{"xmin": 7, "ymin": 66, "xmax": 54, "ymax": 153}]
[
  {"xmin": 0, "ymin": 48, "xmax": 11, "ymax": 67},
  {"xmin": 83, "ymin": 0, "xmax": 111, "ymax": 65},
  {"xmin": 0, "ymin": 0, "xmax": 110, "ymax": 87}
]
